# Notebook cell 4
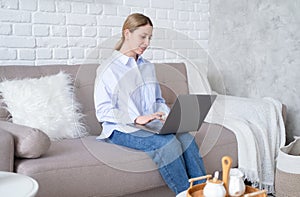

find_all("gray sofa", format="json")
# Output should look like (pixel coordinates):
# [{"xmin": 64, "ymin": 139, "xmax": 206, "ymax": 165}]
[{"xmin": 0, "ymin": 63, "xmax": 241, "ymax": 197}]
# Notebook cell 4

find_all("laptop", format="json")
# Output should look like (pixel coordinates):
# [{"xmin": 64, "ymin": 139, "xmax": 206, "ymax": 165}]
[{"xmin": 127, "ymin": 94, "xmax": 217, "ymax": 134}]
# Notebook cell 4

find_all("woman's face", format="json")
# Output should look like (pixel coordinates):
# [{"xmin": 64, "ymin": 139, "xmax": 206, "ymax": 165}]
[{"xmin": 124, "ymin": 24, "xmax": 153, "ymax": 57}]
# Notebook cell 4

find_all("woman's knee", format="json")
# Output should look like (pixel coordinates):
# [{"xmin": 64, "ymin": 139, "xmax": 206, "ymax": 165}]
[
  {"xmin": 151, "ymin": 136, "xmax": 183, "ymax": 166},
  {"xmin": 177, "ymin": 133, "xmax": 197, "ymax": 151},
  {"xmin": 150, "ymin": 134, "xmax": 177, "ymax": 149},
  {"xmin": 177, "ymin": 133, "xmax": 195, "ymax": 143}
]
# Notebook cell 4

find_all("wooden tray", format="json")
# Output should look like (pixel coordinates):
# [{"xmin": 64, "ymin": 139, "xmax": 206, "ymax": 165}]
[
  {"xmin": 187, "ymin": 156, "xmax": 267, "ymax": 197},
  {"xmin": 187, "ymin": 184, "xmax": 267, "ymax": 197}
]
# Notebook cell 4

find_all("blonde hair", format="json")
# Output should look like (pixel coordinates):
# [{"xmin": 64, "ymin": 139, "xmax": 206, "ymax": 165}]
[{"xmin": 115, "ymin": 13, "xmax": 153, "ymax": 51}]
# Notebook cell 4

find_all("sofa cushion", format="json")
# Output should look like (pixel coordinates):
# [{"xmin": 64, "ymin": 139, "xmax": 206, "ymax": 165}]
[
  {"xmin": 0, "ymin": 121, "xmax": 51, "ymax": 158},
  {"xmin": 15, "ymin": 136, "xmax": 166, "ymax": 197},
  {"xmin": 155, "ymin": 63, "xmax": 189, "ymax": 107},
  {"xmin": 0, "ymin": 71, "xmax": 87, "ymax": 140},
  {"xmin": 72, "ymin": 64, "xmax": 103, "ymax": 135}
]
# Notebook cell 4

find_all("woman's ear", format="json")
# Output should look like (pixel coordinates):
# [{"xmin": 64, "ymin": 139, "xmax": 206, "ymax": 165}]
[{"xmin": 123, "ymin": 29, "xmax": 130, "ymax": 40}]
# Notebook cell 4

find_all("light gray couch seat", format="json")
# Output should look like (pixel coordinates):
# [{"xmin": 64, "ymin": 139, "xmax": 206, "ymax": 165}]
[{"xmin": 15, "ymin": 136, "xmax": 167, "ymax": 197}]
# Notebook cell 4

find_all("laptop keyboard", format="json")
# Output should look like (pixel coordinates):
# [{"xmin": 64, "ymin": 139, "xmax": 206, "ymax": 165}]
[{"xmin": 145, "ymin": 120, "xmax": 163, "ymax": 132}]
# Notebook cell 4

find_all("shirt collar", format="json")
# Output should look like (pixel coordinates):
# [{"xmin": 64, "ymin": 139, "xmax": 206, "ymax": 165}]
[
  {"xmin": 113, "ymin": 50, "xmax": 146, "ymax": 66},
  {"xmin": 136, "ymin": 55, "xmax": 145, "ymax": 65}
]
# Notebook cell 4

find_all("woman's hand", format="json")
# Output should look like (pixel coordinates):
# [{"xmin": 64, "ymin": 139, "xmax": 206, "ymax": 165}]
[{"xmin": 134, "ymin": 112, "xmax": 166, "ymax": 125}]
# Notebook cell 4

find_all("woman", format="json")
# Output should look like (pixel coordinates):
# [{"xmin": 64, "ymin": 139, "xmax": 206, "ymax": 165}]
[{"xmin": 94, "ymin": 13, "xmax": 206, "ymax": 194}]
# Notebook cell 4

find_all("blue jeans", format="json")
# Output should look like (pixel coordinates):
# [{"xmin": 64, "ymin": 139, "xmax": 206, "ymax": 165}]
[{"xmin": 107, "ymin": 130, "xmax": 206, "ymax": 194}]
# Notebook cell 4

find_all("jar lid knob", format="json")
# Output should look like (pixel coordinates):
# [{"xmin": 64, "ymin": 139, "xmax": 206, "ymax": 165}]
[{"xmin": 213, "ymin": 171, "xmax": 219, "ymax": 182}]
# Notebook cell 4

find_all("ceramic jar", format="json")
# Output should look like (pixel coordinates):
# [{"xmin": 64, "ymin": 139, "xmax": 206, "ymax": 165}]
[
  {"xmin": 203, "ymin": 178, "xmax": 226, "ymax": 197},
  {"xmin": 228, "ymin": 168, "xmax": 246, "ymax": 196}
]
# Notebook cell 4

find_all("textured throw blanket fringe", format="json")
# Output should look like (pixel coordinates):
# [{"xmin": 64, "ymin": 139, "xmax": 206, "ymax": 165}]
[{"xmin": 205, "ymin": 94, "xmax": 286, "ymax": 194}]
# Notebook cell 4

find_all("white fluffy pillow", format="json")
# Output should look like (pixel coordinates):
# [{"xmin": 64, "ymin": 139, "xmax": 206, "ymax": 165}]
[{"xmin": 0, "ymin": 71, "xmax": 87, "ymax": 140}]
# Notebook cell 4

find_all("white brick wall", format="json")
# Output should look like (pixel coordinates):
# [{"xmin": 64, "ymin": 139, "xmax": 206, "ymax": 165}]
[{"xmin": 0, "ymin": 0, "xmax": 210, "ymax": 65}]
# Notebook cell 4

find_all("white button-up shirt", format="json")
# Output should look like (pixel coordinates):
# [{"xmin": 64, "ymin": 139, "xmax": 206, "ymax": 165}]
[{"xmin": 94, "ymin": 51, "xmax": 170, "ymax": 139}]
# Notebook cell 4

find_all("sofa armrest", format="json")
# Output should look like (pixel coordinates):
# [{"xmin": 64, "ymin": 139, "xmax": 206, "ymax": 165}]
[
  {"xmin": 0, "ymin": 128, "xmax": 14, "ymax": 172},
  {"xmin": 0, "ymin": 121, "xmax": 51, "ymax": 159}
]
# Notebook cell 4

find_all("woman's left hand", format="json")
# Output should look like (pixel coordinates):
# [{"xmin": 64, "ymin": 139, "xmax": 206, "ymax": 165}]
[{"xmin": 134, "ymin": 112, "xmax": 166, "ymax": 125}]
